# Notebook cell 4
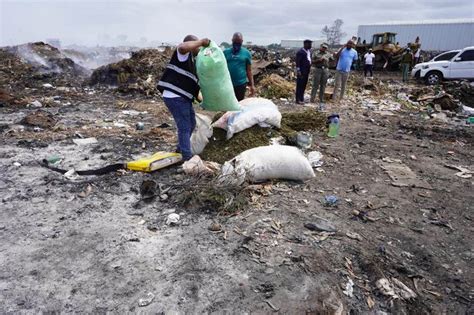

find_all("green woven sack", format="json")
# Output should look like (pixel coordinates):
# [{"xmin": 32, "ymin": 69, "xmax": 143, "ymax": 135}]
[{"xmin": 196, "ymin": 41, "xmax": 240, "ymax": 112}]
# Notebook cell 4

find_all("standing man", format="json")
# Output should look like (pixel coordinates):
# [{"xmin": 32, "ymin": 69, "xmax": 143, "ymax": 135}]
[
  {"xmin": 400, "ymin": 48, "xmax": 413, "ymax": 83},
  {"xmin": 157, "ymin": 35, "xmax": 210, "ymax": 161},
  {"xmin": 295, "ymin": 39, "xmax": 312, "ymax": 104},
  {"xmin": 332, "ymin": 40, "xmax": 358, "ymax": 101},
  {"xmin": 223, "ymin": 32, "xmax": 255, "ymax": 101},
  {"xmin": 310, "ymin": 43, "xmax": 332, "ymax": 110},
  {"xmin": 413, "ymin": 36, "xmax": 422, "ymax": 64},
  {"xmin": 364, "ymin": 48, "xmax": 375, "ymax": 77}
]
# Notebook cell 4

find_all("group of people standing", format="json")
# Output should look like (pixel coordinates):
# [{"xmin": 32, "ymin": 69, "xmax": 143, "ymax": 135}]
[
  {"xmin": 295, "ymin": 39, "xmax": 358, "ymax": 110},
  {"xmin": 157, "ymin": 33, "xmax": 421, "ymax": 161}
]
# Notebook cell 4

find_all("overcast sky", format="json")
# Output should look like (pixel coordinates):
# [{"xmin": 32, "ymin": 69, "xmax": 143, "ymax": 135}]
[{"xmin": 1, "ymin": 0, "xmax": 473, "ymax": 47}]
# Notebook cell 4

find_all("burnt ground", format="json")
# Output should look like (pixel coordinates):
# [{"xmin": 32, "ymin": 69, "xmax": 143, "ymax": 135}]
[{"xmin": 0, "ymin": 74, "xmax": 473, "ymax": 314}]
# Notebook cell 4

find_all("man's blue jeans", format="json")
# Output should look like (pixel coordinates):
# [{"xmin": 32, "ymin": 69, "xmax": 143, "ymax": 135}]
[{"xmin": 163, "ymin": 97, "xmax": 196, "ymax": 161}]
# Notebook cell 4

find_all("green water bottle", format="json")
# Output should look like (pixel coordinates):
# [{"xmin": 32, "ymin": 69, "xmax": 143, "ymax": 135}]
[{"xmin": 327, "ymin": 114, "xmax": 340, "ymax": 138}]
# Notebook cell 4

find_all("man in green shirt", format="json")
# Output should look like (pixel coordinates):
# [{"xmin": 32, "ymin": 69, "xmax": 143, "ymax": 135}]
[
  {"xmin": 400, "ymin": 48, "xmax": 413, "ymax": 82},
  {"xmin": 310, "ymin": 43, "xmax": 333, "ymax": 110},
  {"xmin": 223, "ymin": 32, "xmax": 255, "ymax": 101}
]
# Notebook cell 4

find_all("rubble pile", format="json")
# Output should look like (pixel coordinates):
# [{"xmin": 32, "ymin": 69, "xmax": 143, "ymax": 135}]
[
  {"xmin": 0, "ymin": 42, "xmax": 90, "ymax": 106},
  {"xmin": 89, "ymin": 49, "xmax": 170, "ymax": 95},
  {"xmin": 4, "ymin": 42, "xmax": 89, "ymax": 78},
  {"xmin": 0, "ymin": 49, "xmax": 35, "ymax": 87},
  {"xmin": 444, "ymin": 81, "xmax": 474, "ymax": 107},
  {"xmin": 257, "ymin": 74, "xmax": 294, "ymax": 99},
  {"xmin": 351, "ymin": 76, "xmax": 388, "ymax": 96}
]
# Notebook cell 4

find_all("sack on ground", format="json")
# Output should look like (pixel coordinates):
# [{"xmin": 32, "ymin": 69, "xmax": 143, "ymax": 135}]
[
  {"xmin": 212, "ymin": 97, "xmax": 282, "ymax": 139},
  {"xmin": 218, "ymin": 145, "xmax": 315, "ymax": 184},
  {"xmin": 196, "ymin": 41, "xmax": 240, "ymax": 112},
  {"xmin": 191, "ymin": 114, "xmax": 213, "ymax": 155}
]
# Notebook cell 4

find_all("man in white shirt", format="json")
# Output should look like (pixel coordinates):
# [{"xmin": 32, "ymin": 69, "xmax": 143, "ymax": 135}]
[{"xmin": 364, "ymin": 48, "xmax": 375, "ymax": 77}]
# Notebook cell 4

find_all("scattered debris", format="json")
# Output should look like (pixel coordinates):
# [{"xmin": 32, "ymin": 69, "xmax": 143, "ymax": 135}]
[
  {"xmin": 63, "ymin": 169, "xmax": 79, "ymax": 181},
  {"xmin": 78, "ymin": 185, "xmax": 92, "ymax": 198},
  {"xmin": 346, "ymin": 232, "xmax": 362, "ymax": 241},
  {"xmin": 29, "ymin": 100, "xmax": 43, "ymax": 108},
  {"xmin": 73, "ymin": 137, "xmax": 98, "ymax": 145},
  {"xmin": 323, "ymin": 195, "xmax": 339, "ymax": 207},
  {"xmin": 342, "ymin": 278, "xmax": 354, "ymax": 297},
  {"xmin": 20, "ymin": 110, "xmax": 57, "ymax": 129},
  {"xmin": 140, "ymin": 180, "xmax": 157, "ymax": 200},
  {"xmin": 138, "ymin": 292, "xmax": 155, "ymax": 307},
  {"xmin": 376, "ymin": 278, "xmax": 417, "ymax": 300},
  {"xmin": 444, "ymin": 164, "xmax": 473, "ymax": 179},
  {"xmin": 366, "ymin": 296, "xmax": 375, "ymax": 309},
  {"xmin": 308, "ymin": 151, "xmax": 323, "ymax": 168},
  {"xmin": 166, "ymin": 213, "xmax": 180, "ymax": 226},
  {"xmin": 208, "ymin": 222, "xmax": 222, "ymax": 232},
  {"xmin": 304, "ymin": 219, "xmax": 337, "ymax": 233},
  {"xmin": 183, "ymin": 156, "xmax": 220, "ymax": 177},
  {"xmin": 295, "ymin": 131, "xmax": 313, "ymax": 149},
  {"xmin": 380, "ymin": 159, "xmax": 432, "ymax": 189},
  {"xmin": 135, "ymin": 122, "xmax": 145, "ymax": 130}
]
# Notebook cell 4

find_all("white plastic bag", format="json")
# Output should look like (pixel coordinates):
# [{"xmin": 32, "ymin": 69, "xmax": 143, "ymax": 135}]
[
  {"xmin": 218, "ymin": 145, "xmax": 315, "ymax": 184},
  {"xmin": 212, "ymin": 98, "xmax": 281, "ymax": 139},
  {"xmin": 191, "ymin": 114, "xmax": 213, "ymax": 155},
  {"xmin": 238, "ymin": 97, "xmax": 276, "ymax": 108},
  {"xmin": 183, "ymin": 155, "xmax": 220, "ymax": 176}
]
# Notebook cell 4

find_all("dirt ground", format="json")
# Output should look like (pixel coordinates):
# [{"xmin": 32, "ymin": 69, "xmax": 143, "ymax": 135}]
[{"xmin": 0, "ymin": 71, "xmax": 473, "ymax": 314}]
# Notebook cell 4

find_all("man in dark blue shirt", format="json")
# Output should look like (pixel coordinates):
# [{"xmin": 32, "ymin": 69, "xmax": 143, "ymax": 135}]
[{"xmin": 295, "ymin": 39, "xmax": 312, "ymax": 104}]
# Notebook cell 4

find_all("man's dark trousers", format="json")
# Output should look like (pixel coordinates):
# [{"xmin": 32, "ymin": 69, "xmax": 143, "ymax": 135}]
[{"xmin": 296, "ymin": 73, "xmax": 309, "ymax": 103}]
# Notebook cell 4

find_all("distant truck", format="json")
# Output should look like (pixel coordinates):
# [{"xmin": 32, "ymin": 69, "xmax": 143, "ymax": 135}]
[
  {"xmin": 356, "ymin": 32, "xmax": 419, "ymax": 70},
  {"xmin": 411, "ymin": 46, "xmax": 474, "ymax": 85}
]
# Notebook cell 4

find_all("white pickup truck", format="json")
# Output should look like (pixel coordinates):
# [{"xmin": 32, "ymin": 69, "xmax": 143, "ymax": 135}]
[{"xmin": 411, "ymin": 46, "xmax": 474, "ymax": 85}]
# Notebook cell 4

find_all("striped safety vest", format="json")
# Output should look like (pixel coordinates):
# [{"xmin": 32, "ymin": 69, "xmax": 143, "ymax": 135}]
[{"xmin": 157, "ymin": 50, "xmax": 200, "ymax": 100}]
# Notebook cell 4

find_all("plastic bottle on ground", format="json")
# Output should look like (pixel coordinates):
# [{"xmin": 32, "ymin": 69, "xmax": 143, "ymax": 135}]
[{"xmin": 327, "ymin": 114, "xmax": 340, "ymax": 138}]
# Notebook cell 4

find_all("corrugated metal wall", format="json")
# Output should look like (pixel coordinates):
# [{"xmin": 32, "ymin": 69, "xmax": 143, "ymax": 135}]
[
  {"xmin": 281, "ymin": 39, "xmax": 324, "ymax": 48},
  {"xmin": 357, "ymin": 22, "xmax": 474, "ymax": 51}
]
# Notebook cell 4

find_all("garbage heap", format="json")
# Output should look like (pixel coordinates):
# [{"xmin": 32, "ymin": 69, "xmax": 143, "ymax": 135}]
[
  {"xmin": 444, "ymin": 81, "xmax": 474, "ymax": 108},
  {"xmin": 1, "ymin": 42, "xmax": 88, "ymax": 85},
  {"xmin": 89, "ymin": 48, "xmax": 171, "ymax": 95},
  {"xmin": 0, "ymin": 42, "xmax": 89, "ymax": 106}
]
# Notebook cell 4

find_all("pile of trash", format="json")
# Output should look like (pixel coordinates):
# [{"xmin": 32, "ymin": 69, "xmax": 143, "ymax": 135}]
[
  {"xmin": 403, "ymin": 81, "xmax": 474, "ymax": 117},
  {"xmin": 0, "ymin": 42, "xmax": 88, "ymax": 88},
  {"xmin": 3, "ymin": 42, "xmax": 89, "ymax": 78},
  {"xmin": 0, "ymin": 42, "xmax": 90, "ymax": 107},
  {"xmin": 351, "ymin": 76, "xmax": 388, "ymax": 96},
  {"xmin": 250, "ymin": 48, "xmax": 296, "ymax": 82},
  {"xmin": 444, "ymin": 81, "xmax": 474, "ymax": 108},
  {"xmin": 89, "ymin": 49, "xmax": 170, "ymax": 95},
  {"xmin": 0, "ymin": 49, "xmax": 34, "ymax": 88},
  {"xmin": 257, "ymin": 74, "xmax": 294, "ymax": 99}
]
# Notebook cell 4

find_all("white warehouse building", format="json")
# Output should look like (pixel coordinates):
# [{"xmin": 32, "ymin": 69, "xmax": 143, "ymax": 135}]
[
  {"xmin": 357, "ymin": 19, "xmax": 474, "ymax": 51},
  {"xmin": 280, "ymin": 39, "xmax": 325, "ymax": 48}
]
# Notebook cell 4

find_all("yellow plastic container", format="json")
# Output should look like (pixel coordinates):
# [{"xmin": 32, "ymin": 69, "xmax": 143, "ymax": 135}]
[{"xmin": 126, "ymin": 152, "xmax": 182, "ymax": 172}]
